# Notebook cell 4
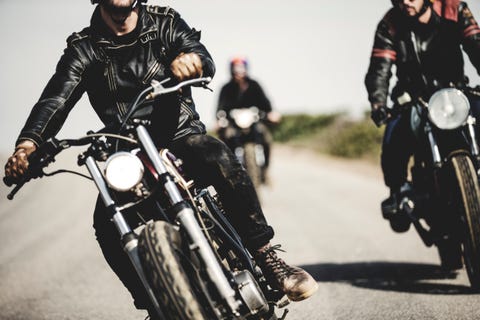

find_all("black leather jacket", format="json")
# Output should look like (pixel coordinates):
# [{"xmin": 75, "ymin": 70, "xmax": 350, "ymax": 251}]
[
  {"xmin": 217, "ymin": 78, "xmax": 272, "ymax": 115},
  {"xmin": 17, "ymin": 5, "xmax": 215, "ymax": 147},
  {"xmin": 365, "ymin": 1, "xmax": 480, "ymax": 107}
]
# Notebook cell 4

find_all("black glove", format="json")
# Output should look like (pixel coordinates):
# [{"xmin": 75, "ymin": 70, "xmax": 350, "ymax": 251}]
[{"xmin": 370, "ymin": 105, "xmax": 389, "ymax": 127}]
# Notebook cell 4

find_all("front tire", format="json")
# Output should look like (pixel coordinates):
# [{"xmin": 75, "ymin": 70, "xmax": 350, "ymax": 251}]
[
  {"xmin": 450, "ymin": 154, "xmax": 480, "ymax": 288},
  {"xmin": 244, "ymin": 143, "xmax": 262, "ymax": 189},
  {"xmin": 138, "ymin": 221, "xmax": 207, "ymax": 320}
]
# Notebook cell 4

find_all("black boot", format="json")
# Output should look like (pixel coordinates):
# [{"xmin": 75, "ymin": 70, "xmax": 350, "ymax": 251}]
[{"xmin": 381, "ymin": 188, "xmax": 411, "ymax": 233}]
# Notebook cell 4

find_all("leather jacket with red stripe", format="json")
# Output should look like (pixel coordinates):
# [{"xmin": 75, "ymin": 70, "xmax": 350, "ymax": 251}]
[
  {"xmin": 17, "ymin": 5, "xmax": 215, "ymax": 147},
  {"xmin": 365, "ymin": 1, "xmax": 480, "ymax": 107}
]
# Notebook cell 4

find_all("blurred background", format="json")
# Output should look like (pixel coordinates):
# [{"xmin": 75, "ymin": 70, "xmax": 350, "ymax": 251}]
[
  {"xmin": 1, "ymin": 0, "xmax": 477, "ymax": 156},
  {"xmin": 2, "ymin": 2, "xmax": 480, "ymax": 319}
]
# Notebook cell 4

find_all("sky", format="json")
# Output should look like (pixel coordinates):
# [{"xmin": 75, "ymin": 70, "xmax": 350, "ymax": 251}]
[{"xmin": 1, "ymin": 0, "xmax": 479, "ymax": 153}]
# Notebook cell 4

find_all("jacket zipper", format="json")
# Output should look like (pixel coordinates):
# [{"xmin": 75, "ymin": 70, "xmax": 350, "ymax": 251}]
[
  {"xmin": 105, "ymin": 59, "xmax": 127, "ymax": 116},
  {"xmin": 142, "ymin": 59, "xmax": 162, "ymax": 85}
]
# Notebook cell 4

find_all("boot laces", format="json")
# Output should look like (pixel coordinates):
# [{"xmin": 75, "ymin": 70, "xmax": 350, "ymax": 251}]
[{"xmin": 259, "ymin": 245, "xmax": 297, "ymax": 282}]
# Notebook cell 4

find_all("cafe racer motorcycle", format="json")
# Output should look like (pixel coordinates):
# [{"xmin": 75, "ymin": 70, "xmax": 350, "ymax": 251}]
[
  {"xmin": 3, "ymin": 78, "xmax": 289, "ymax": 319},
  {"xmin": 381, "ymin": 86, "xmax": 480, "ymax": 289},
  {"xmin": 216, "ymin": 107, "xmax": 267, "ymax": 188}
]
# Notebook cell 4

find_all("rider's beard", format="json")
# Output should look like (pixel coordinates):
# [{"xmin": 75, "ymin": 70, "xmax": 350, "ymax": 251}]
[
  {"xmin": 400, "ymin": 4, "xmax": 418, "ymax": 17},
  {"xmin": 104, "ymin": 0, "xmax": 137, "ymax": 25}
]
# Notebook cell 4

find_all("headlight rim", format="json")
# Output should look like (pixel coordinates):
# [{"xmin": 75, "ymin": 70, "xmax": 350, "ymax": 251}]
[
  {"xmin": 427, "ymin": 88, "xmax": 470, "ymax": 130},
  {"xmin": 104, "ymin": 151, "xmax": 144, "ymax": 192}
]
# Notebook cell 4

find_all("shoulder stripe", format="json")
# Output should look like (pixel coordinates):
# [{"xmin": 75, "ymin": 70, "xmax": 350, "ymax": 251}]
[{"xmin": 372, "ymin": 48, "xmax": 397, "ymax": 61}]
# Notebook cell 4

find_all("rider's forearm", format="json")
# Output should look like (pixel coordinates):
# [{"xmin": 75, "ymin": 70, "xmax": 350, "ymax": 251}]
[
  {"xmin": 365, "ymin": 15, "xmax": 396, "ymax": 106},
  {"xmin": 16, "ymin": 44, "xmax": 86, "ymax": 146},
  {"xmin": 163, "ymin": 12, "xmax": 215, "ymax": 78}
]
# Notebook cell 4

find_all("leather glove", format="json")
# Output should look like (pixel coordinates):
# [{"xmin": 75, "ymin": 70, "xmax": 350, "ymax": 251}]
[
  {"xmin": 370, "ymin": 105, "xmax": 389, "ymax": 127},
  {"xmin": 4, "ymin": 140, "xmax": 37, "ymax": 180}
]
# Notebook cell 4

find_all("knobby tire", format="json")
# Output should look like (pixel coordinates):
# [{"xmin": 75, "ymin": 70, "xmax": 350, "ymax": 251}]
[{"xmin": 138, "ymin": 221, "xmax": 207, "ymax": 320}]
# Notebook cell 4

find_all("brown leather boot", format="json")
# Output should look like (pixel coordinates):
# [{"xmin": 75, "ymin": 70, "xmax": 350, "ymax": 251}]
[{"xmin": 255, "ymin": 244, "xmax": 318, "ymax": 301}]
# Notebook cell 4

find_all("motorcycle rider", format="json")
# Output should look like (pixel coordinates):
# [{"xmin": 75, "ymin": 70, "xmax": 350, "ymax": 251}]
[
  {"xmin": 3, "ymin": 0, "xmax": 317, "ymax": 317},
  {"xmin": 217, "ymin": 56, "xmax": 281, "ymax": 184},
  {"xmin": 365, "ymin": 0, "xmax": 480, "ymax": 230}
]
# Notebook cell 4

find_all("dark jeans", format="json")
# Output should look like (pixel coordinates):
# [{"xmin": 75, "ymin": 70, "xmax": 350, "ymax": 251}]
[
  {"xmin": 92, "ymin": 133, "xmax": 274, "ymax": 310},
  {"xmin": 382, "ymin": 96, "xmax": 480, "ymax": 191},
  {"xmin": 381, "ymin": 110, "xmax": 416, "ymax": 190}
]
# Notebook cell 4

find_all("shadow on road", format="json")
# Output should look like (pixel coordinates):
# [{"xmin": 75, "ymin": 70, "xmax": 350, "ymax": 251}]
[{"xmin": 300, "ymin": 262, "xmax": 478, "ymax": 295}]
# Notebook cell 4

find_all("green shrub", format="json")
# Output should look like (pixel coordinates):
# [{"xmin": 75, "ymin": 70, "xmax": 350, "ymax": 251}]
[
  {"xmin": 271, "ymin": 112, "xmax": 384, "ymax": 160},
  {"xmin": 327, "ymin": 119, "xmax": 384, "ymax": 158},
  {"xmin": 271, "ymin": 113, "xmax": 339, "ymax": 142}
]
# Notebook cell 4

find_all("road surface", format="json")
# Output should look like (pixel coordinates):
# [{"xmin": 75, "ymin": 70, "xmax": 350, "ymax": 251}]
[{"xmin": 0, "ymin": 145, "xmax": 478, "ymax": 320}]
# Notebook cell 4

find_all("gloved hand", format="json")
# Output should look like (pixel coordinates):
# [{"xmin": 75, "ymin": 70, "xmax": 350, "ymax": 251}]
[{"xmin": 370, "ymin": 104, "xmax": 390, "ymax": 127}]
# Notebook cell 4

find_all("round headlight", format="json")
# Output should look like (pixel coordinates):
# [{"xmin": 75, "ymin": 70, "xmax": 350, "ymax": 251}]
[
  {"xmin": 230, "ymin": 108, "xmax": 257, "ymax": 129},
  {"xmin": 104, "ymin": 152, "xmax": 144, "ymax": 192},
  {"xmin": 428, "ymin": 88, "xmax": 470, "ymax": 130}
]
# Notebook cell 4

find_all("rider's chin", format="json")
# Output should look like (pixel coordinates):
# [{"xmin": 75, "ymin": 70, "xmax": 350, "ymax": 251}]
[{"xmin": 110, "ymin": 13, "xmax": 129, "ymax": 24}]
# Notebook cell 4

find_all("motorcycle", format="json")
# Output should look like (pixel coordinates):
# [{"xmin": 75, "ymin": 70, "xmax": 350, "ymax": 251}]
[
  {"xmin": 3, "ymin": 78, "xmax": 289, "ymax": 320},
  {"xmin": 382, "ymin": 85, "xmax": 480, "ymax": 289},
  {"xmin": 216, "ymin": 107, "xmax": 268, "ymax": 188}
]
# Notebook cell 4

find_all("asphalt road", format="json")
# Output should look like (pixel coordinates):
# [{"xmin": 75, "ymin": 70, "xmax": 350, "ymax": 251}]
[{"xmin": 0, "ymin": 145, "xmax": 479, "ymax": 320}]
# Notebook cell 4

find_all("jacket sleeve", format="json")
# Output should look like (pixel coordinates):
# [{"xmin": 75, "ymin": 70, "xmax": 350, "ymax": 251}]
[
  {"xmin": 458, "ymin": 2, "xmax": 480, "ymax": 75},
  {"xmin": 365, "ymin": 12, "xmax": 397, "ymax": 107},
  {"xmin": 217, "ymin": 84, "xmax": 229, "ymax": 112},
  {"xmin": 16, "ymin": 40, "xmax": 87, "ymax": 146},
  {"xmin": 162, "ymin": 11, "xmax": 216, "ymax": 79},
  {"xmin": 251, "ymin": 80, "xmax": 272, "ymax": 113}
]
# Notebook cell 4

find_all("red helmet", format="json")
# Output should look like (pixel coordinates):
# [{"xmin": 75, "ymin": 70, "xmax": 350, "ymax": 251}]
[{"xmin": 230, "ymin": 56, "xmax": 248, "ymax": 76}]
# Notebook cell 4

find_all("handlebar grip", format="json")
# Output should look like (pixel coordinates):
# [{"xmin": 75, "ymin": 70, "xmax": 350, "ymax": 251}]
[
  {"xmin": 7, "ymin": 183, "xmax": 24, "ymax": 200},
  {"xmin": 3, "ymin": 176, "xmax": 14, "ymax": 187}
]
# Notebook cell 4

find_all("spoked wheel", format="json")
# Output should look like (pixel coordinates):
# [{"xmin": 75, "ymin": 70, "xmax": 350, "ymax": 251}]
[
  {"xmin": 138, "ymin": 221, "xmax": 208, "ymax": 320},
  {"xmin": 450, "ymin": 154, "xmax": 480, "ymax": 289}
]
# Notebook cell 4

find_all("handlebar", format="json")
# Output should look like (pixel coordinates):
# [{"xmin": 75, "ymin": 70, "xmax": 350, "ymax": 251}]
[
  {"xmin": 4, "ymin": 77, "xmax": 212, "ymax": 199},
  {"xmin": 147, "ymin": 76, "xmax": 212, "ymax": 100}
]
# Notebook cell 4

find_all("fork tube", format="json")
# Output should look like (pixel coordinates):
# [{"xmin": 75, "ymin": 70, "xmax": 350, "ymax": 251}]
[
  {"xmin": 467, "ymin": 115, "xmax": 480, "ymax": 157},
  {"xmin": 175, "ymin": 204, "xmax": 241, "ymax": 315},
  {"xmin": 136, "ymin": 125, "xmax": 183, "ymax": 204},
  {"xmin": 84, "ymin": 156, "xmax": 132, "ymax": 236},
  {"xmin": 425, "ymin": 124, "xmax": 442, "ymax": 167}
]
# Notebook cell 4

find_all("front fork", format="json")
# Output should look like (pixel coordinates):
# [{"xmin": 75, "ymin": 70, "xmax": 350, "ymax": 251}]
[
  {"xmin": 466, "ymin": 115, "xmax": 480, "ymax": 173},
  {"xmin": 136, "ymin": 125, "xmax": 241, "ymax": 316},
  {"xmin": 425, "ymin": 123, "xmax": 442, "ymax": 168},
  {"xmin": 84, "ymin": 156, "xmax": 166, "ymax": 319}
]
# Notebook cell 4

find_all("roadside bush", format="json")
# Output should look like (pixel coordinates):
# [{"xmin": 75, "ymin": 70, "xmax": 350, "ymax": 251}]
[
  {"xmin": 326, "ymin": 119, "xmax": 384, "ymax": 158},
  {"xmin": 271, "ymin": 112, "xmax": 384, "ymax": 160},
  {"xmin": 271, "ymin": 113, "xmax": 338, "ymax": 142}
]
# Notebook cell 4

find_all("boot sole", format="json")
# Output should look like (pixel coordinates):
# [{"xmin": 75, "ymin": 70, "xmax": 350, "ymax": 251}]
[{"xmin": 287, "ymin": 282, "xmax": 319, "ymax": 302}]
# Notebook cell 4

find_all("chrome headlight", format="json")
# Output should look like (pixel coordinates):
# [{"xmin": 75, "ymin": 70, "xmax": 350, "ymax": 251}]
[
  {"xmin": 428, "ymin": 88, "xmax": 470, "ymax": 130},
  {"xmin": 104, "ymin": 152, "xmax": 144, "ymax": 192},
  {"xmin": 230, "ymin": 108, "xmax": 259, "ymax": 129}
]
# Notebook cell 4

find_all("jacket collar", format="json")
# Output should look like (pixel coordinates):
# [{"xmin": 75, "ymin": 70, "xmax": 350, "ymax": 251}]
[{"xmin": 90, "ymin": 5, "xmax": 158, "ymax": 48}]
